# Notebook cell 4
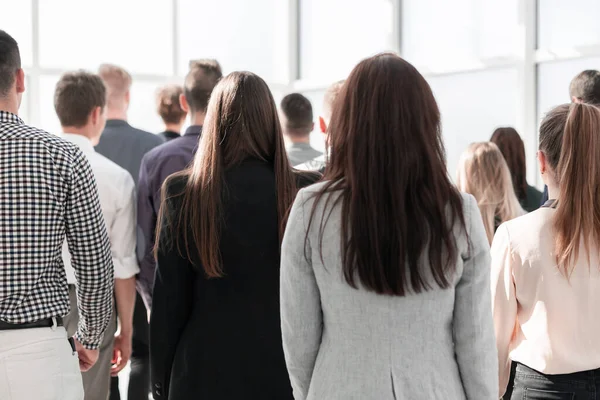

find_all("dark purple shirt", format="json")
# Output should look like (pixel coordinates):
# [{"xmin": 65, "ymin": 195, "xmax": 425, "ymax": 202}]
[{"xmin": 137, "ymin": 125, "xmax": 202, "ymax": 307}]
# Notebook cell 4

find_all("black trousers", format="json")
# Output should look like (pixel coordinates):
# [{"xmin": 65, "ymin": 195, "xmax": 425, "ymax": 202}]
[
  {"xmin": 511, "ymin": 362, "xmax": 600, "ymax": 399},
  {"xmin": 128, "ymin": 293, "xmax": 151, "ymax": 400}
]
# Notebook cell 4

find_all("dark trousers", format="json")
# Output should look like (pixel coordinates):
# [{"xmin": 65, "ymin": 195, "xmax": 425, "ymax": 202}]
[
  {"xmin": 110, "ymin": 377, "xmax": 120, "ymax": 400},
  {"xmin": 128, "ymin": 293, "xmax": 151, "ymax": 400},
  {"xmin": 511, "ymin": 362, "xmax": 600, "ymax": 399}
]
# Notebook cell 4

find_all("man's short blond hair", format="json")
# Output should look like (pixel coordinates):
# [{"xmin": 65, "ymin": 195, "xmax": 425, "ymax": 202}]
[
  {"xmin": 322, "ymin": 80, "xmax": 345, "ymax": 121},
  {"xmin": 98, "ymin": 63, "xmax": 132, "ymax": 109}
]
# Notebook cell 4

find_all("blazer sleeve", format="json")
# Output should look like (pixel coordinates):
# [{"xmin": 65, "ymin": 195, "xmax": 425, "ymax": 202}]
[
  {"xmin": 149, "ymin": 187, "xmax": 194, "ymax": 400},
  {"xmin": 490, "ymin": 223, "xmax": 518, "ymax": 398},
  {"xmin": 280, "ymin": 189, "xmax": 323, "ymax": 400},
  {"xmin": 453, "ymin": 195, "xmax": 499, "ymax": 400}
]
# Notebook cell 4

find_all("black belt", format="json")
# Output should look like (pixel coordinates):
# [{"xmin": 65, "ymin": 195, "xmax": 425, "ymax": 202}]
[{"xmin": 0, "ymin": 316, "xmax": 63, "ymax": 331}]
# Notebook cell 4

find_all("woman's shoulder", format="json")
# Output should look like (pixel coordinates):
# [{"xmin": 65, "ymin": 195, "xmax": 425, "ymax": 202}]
[{"xmin": 294, "ymin": 170, "xmax": 322, "ymax": 189}]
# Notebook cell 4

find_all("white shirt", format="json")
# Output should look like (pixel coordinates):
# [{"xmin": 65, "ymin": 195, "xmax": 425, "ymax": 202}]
[{"xmin": 61, "ymin": 133, "xmax": 139, "ymax": 282}]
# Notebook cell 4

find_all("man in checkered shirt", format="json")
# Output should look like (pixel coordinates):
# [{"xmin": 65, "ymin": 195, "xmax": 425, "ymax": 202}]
[{"xmin": 0, "ymin": 30, "xmax": 114, "ymax": 399}]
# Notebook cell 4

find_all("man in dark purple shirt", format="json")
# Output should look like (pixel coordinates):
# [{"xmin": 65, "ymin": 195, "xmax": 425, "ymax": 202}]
[{"xmin": 137, "ymin": 59, "xmax": 222, "ymax": 308}]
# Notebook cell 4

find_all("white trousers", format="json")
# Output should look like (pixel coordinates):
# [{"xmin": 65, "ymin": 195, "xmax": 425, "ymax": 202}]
[{"xmin": 0, "ymin": 326, "xmax": 84, "ymax": 400}]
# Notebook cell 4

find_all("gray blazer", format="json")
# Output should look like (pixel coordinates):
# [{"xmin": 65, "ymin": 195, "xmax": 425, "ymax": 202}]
[{"xmin": 280, "ymin": 184, "xmax": 498, "ymax": 400}]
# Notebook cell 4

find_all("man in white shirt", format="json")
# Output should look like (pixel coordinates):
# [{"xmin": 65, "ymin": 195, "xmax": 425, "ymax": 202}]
[{"xmin": 56, "ymin": 71, "xmax": 139, "ymax": 400}]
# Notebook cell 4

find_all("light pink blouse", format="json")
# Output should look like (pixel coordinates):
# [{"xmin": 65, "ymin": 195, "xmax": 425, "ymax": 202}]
[{"xmin": 491, "ymin": 207, "xmax": 600, "ymax": 398}]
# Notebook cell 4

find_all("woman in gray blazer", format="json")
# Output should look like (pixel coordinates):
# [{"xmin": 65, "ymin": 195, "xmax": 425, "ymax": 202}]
[{"xmin": 280, "ymin": 53, "xmax": 498, "ymax": 400}]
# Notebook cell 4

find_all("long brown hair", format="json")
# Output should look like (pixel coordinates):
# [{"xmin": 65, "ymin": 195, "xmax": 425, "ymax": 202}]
[
  {"xmin": 456, "ymin": 142, "xmax": 524, "ymax": 243},
  {"xmin": 156, "ymin": 71, "xmax": 297, "ymax": 277},
  {"xmin": 490, "ymin": 127, "xmax": 528, "ymax": 202},
  {"xmin": 539, "ymin": 103, "xmax": 600, "ymax": 275},
  {"xmin": 307, "ymin": 53, "xmax": 466, "ymax": 296}
]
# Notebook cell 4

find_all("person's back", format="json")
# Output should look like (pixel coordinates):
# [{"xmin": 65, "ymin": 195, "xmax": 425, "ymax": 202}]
[
  {"xmin": 94, "ymin": 63, "xmax": 162, "ymax": 400},
  {"xmin": 158, "ymin": 162, "xmax": 293, "ymax": 398},
  {"xmin": 280, "ymin": 93, "xmax": 322, "ymax": 166},
  {"xmin": 280, "ymin": 54, "xmax": 497, "ymax": 400},
  {"xmin": 137, "ymin": 59, "xmax": 222, "ymax": 308},
  {"xmin": 0, "ymin": 30, "xmax": 113, "ymax": 399},
  {"xmin": 96, "ymin": 120, "xmax": 163, "ymax": 184},
  {"xmin": 94, "ymin": 64, "xmax": 163, "ymax": 185},
  {"xmin": 492, "ymin": 103, "xmax": 600, "ymax": 399},
  {"xmin": 150, "ymin": 71, "xmax": 318, "ymax": 400}
]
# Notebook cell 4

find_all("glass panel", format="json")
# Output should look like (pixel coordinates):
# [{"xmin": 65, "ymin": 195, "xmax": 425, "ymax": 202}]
[
  {"xmin": 538, "ymin": 0, "xmax": 600, "ymax": 49},
  {"xmin": 128, "ymin": 81, "xmax": 168, "ymax": 134},
  {"xmin": 403, "ymin": 0, "xmax": 519, "ymax": 70},
  {"xmin": 300, "ymin": 0, "xmax": 395, "ymax": 81},
  {"xmin": 537, "ymin": 57, "xmax": 600, "ymax": 120},
  {"xmin": 177, "ymin": 0, "xmax": 288, "ymax": 82},
  {"xmin": 0, "ymin": 0, "xmax": 33, "ymax": 66},
  {"xmin": 38, "ymin": 0, "xmax": 173, "ymax": 75},
  {"xmin": 39, "ymin": 75, "xmax": 62, "ymax": 135},
  {"xmin": 427, "ymin": 68, "xmax": 519, "ymax": 176}
]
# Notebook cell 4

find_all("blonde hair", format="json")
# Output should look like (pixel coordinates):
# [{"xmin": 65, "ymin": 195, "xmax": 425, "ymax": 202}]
[
  {"xmin": 540, "ymin": 103, "xmax": 600, "ymax": 275},
  {"xmin": 322, "ymin": 80, "xmax": 345, "ymax": 122},
  {"xmin": 457, "ymin": 142, "xmax": 525, "ymax": 243},
  {"xmin": 98, "ymin": 64, "xmax": 132, "ymax": 110}
]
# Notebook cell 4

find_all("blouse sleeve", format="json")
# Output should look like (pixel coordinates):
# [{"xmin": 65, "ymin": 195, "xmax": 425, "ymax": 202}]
[{"xmin": 490, "ymin": 223, "xmax": 518, "ymax": 398}]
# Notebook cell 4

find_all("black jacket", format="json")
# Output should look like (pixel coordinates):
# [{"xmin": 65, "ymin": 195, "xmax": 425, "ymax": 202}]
[{"xmin": 150, "ymin": 159, "xmax": 319, "ymax": 399}]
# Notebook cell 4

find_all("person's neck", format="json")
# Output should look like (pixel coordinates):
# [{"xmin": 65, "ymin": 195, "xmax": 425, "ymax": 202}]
[
  {"xmin": 0, "ymin": 98, "xmax": 20, "ymax": 116},
  {"xmin": 547, "ymin": 183, "xmax": 560, "ymax": 201},
  {"xmin": 164, "ymin": 123, "xmax": 183, "ymax": 133},
  {"xmin": 287, "ymin": 135, "xmax": 311, "ymax": 145},
  {"xmin": 62, "ymin": 126, "xmax": 97, "ymax": 145},
  {"xmin": 106, "ymin": 108, "xmax": 128, "ymax": 121},
  {"xmin": 190, "ymin": 112, "xmax": 205, "ymax": 127}
]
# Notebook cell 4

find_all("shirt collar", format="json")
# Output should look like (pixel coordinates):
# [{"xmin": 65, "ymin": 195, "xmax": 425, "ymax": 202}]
[
  {"xmin": 0, "ymin": 111, "xmax": 24, "ymax": 125},
  {"xmin": 289, "ymin": 142, "xmax": 312, "ymax": 150},
  {"xmin": 61, "ymin": 133, "xmax": 96, "ymax": 154},
  {"xmin": 105, "ymin": 119, "xmax": 130, "ymax": 128},
  {"xmin": 184, "ymin": 125, "xmax": 203, "ymax": 137}
]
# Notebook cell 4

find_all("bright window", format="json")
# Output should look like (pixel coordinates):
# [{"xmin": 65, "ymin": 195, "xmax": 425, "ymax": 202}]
[{"xmin": 38, "ymin": 0, "xmax": 173, "ymax": 75}]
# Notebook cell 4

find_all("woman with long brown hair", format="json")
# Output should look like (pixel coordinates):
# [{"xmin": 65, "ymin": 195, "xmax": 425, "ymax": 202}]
[
  {"xmin": 490, "ymin": 127, "xmax": 543, "ymax": 212},
  {"xmin": 492, "ymin": 103, "xmax": 600, "ymax": 399},
  {"xmin": 456, "ymin": 142, "xmax": 525, "ymax": 244},
  {"xmin": 150, "ymin": 71, "xmax": 317, "ymax": 399},
  {"xmin": 280, "ymin": 53, "xmax": 497, "ymax": 400}
]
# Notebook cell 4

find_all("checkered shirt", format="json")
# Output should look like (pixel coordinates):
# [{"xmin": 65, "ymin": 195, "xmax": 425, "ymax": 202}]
[{"xmin": 0, "ymin": 111, "xmax": 114, "ymax": 349}]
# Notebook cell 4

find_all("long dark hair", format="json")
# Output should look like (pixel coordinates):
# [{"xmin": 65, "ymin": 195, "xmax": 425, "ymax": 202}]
[
  {"xmin": 155, "ymin": 71, "xmax": 297, "ymax": 277},
  {"xmin": 307, "ymin": 53, "xmax": 466, "ymax": 296},
  {"xmin": 490, "ymin": 127, "xmax": 528, "ymax": 201},
  {"xmin": 539, "ymin": 103, "xmax": 600, "ymax": 275}
]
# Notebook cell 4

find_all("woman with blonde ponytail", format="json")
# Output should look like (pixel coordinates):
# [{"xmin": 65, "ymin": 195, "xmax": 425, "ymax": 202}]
[
  {"xmin": 456, "ymin": 142, "xmax": 525, "ymax": 244},
  {"xmin": 491, "ymin": 103, "xmax": 600, "ymax": 399}
]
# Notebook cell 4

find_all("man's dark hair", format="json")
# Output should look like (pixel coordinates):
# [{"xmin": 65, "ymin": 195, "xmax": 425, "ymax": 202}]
[
  {"xmin": 280, "ymin": 93, "xmax": 314, "ymax": 136},
  {"xmin": 569, "ymin": 70, "xmax": 600, "ymax": 105},
  {"xmin": 54, "ymin": 71, "xmax": 107, "ymax": 127},
  {"xmin": 0, "ymin": 30, "xmax": 21, "ymax": 97},
  {"xmin": 184, "ymin": 59, "xmax": 222, "ymax": 114}
]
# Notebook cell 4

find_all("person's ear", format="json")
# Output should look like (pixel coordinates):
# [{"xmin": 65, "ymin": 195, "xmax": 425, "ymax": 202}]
[
  {"xmin": 15, "ymin": 68, "xmax": 25, "ymax": 94},
  {"xmin": 125, "ymin": 90, "xmax": 131, "ymax": 107},
  {"xmin": 319, "ymin": 116, "xmax": 327, "ymax": 134},
  {"xmin": 310, "ymin": 122, "xmax": 315, "ymax": 132},
  {"xmin": 537, "ymin": 150, "xmax": 547, "ymax": 175},
  {"xmin": 572, "ymin": 96, "xmax": 582, "ymax": 103},
  {"xmin": 179, "ymin": 93, "xmax": 190, "ymax": 113},
  {"xmin": 90, "ymin": 106, "xmax": 101, "ymax": 126}
]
